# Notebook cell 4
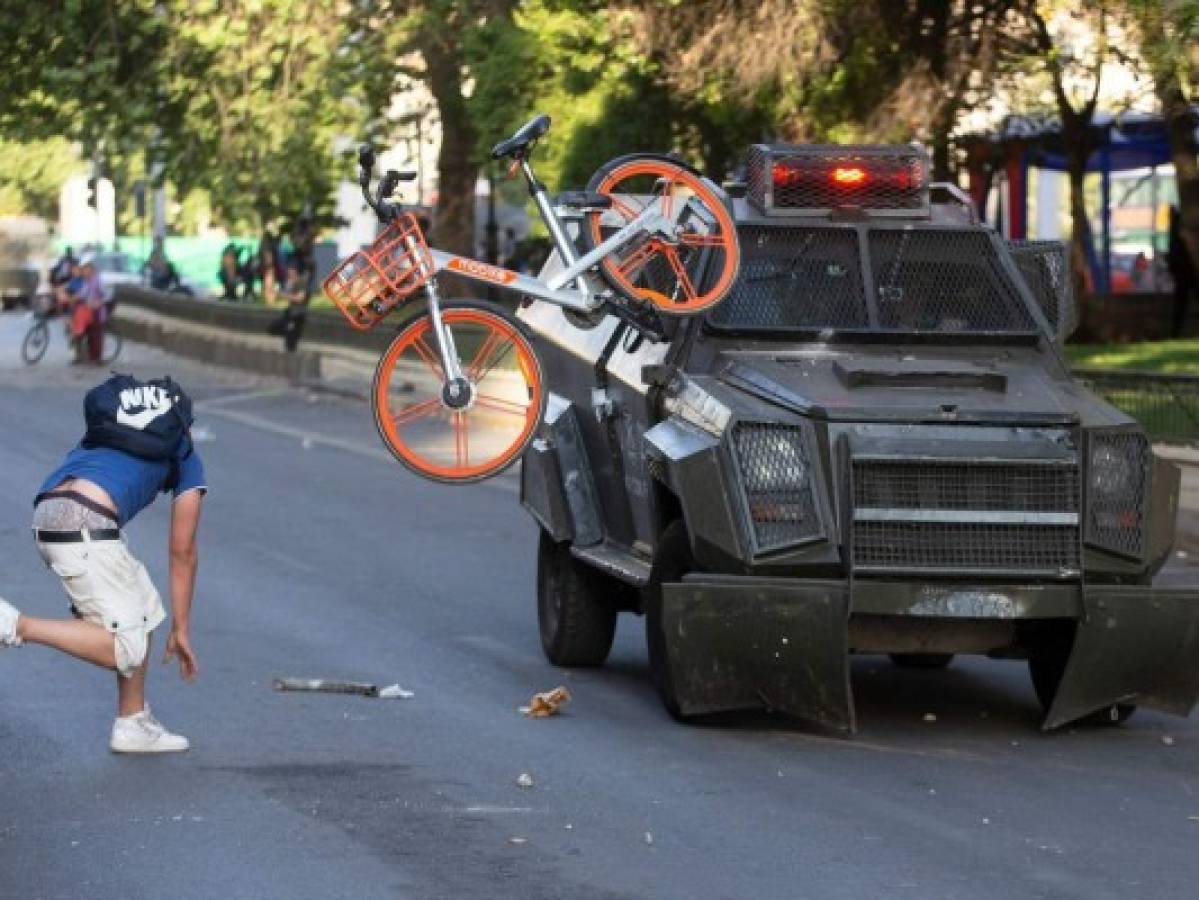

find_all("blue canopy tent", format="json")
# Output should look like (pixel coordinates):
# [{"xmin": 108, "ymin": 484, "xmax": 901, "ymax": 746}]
[{"xmin": 961, "ymin": 109, "xmax": 1196, "ymax": 294}]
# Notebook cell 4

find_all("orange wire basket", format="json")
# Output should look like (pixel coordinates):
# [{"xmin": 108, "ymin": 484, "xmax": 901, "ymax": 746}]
[{"xmin": 322, "ymin": 213, "xmax": 435, "ymax": 330}]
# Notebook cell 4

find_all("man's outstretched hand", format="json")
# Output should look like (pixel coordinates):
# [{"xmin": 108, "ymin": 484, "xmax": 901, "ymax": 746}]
[{"xmin": 163, "ymin": 626, "xmax": 198, "ymax": 681}]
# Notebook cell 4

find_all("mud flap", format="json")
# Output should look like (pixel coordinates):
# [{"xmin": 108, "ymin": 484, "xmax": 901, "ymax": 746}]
[
  {"xmin": 1045, "ymin": 585, "xmax": 1199, "ymax": 730},
  {"xmin": 661, "ymin": 577, "xmax": 854, "ymax": 732}
]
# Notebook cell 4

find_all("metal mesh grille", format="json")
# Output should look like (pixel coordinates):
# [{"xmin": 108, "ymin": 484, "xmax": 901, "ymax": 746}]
[
  {"xmin": 732, "ymin": 423, "xmax": 821, "ymax": 552},
  {"xmin": 851, "ymin": 459, "xmax": 1080, "ymax": 575},
  {"xmin": 1085, "ymin": 431, "xmax": 1149, "ymax": 558},
  {"xmin": 707, "ymin": 226, "xmax": 868, "ymax": 329},
  {"xmin": 745, "ymin": 146, "xmax": 770, "ymax": 214},
  {"xmin": 1009, "ymin": 240, "xmax": 1074, "ymax": 338},
  {"xmin": 854, "ymin": 462, "xmax": 1079, "ymax": 512},
  {"xmin": 854, "ymin": 522, "xmax": 1081, "ymax": 573},
  {"xmin": 745, "ymin": 145, "xmax": 929, "ymax": 214},
  {"xmin": 870, "ymin": 230, "xmax": 1037, "ymax": 333}
]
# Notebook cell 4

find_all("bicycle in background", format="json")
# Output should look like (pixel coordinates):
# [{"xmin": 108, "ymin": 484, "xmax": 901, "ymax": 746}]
[{"xmin": 22, "ymin": 292, "xmax": 122, "ymax": 366}]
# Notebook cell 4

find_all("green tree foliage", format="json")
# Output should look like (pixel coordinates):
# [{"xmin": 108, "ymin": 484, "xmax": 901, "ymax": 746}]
[
  {"xmin": 0, "ymin": 0, "xmax": 359, "ymax": 232},
  {"xmin": 0, "ymin": 138, "xmax": 85, "ymax": 218},
  {"xmin": 156, "ymin": 0, "xmax": 359, "ymax": 230},
  {"xmin": 0, "ymin": 1, "xmax": 167, "ymax": 149},
  {"xmin": 1126, "ymin": 0, "xmax": 1199, "ymax": 275}
]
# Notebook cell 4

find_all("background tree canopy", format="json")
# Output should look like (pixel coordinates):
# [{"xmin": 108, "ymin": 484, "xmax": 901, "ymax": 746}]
[{"xmin": 0, "ymin": 0, "xmax": 1195, "ymax": 280}]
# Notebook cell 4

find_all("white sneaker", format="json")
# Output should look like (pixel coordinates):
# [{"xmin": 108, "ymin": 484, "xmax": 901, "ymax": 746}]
[
  {"xmin": 110, "ymin": 706, "xmax": 190, "ymax": 754},
  {"xmin": 0, "ymin": 597, "xmax": 21, "ymax": 648}
]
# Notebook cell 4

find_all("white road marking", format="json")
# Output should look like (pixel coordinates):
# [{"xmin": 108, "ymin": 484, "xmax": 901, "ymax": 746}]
[
  {"xmin": 244, "ymin": 541, "xmax": 320, "ymax": 574},
  {"xmin": 201, "ymin": 404, "xmax": 520, "ymax": 495},
  {"xmin": 195, "ymin": 388, "xmax": 291, "ymax": 410}
]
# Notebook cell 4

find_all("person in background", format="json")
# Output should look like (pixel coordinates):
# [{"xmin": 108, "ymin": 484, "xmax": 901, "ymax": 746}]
[
  {"xmin": 218, "ymin": 243, "xmax": 244, "ymax": 301},
  {"xmin": 258, "ymin": 230, "xmax": 283, "ymax": 305},
  {"xmin": 49, "ymin": 246, "xmax": 77, "ymax": 314},
  {"xmin": 67, "ymin": 254, "xmax": 106, "ymax": 365},
  {"xmin": 267, "ymin": 259, "xmax": 311, "ymax": 353},
  {"xmin": 266, "ymin": 209, "xmax": 319, "ymax": 352},
  {"xmin": 144, "ymin": 239, "xmax": 184, "ymax": 293},
  {"xmin": 1168, "ymin": 206, "xmax": 1197, "ymax": 338}
]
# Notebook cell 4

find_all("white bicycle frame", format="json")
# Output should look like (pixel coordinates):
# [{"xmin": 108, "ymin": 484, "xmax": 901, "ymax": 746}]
[{"xmin": 412, "ymin": 159, "xmax": 685, "ymax": 384}]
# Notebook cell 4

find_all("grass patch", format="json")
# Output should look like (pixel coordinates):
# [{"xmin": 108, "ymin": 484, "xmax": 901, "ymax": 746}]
[{"xmin": 1066, "ymin": 339, "xmax": 1199, "ymax": 374}]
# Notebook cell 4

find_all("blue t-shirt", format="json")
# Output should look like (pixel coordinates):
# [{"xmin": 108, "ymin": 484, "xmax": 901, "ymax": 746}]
[{"xmin": 38, "ymin": 445, "xmax": 207, "ymax": 527}]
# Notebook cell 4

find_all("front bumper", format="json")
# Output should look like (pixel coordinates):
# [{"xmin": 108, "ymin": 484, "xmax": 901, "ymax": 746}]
[{"xmin": 662, "ymin": 575, "xmax": 1199, "ymax": 731}]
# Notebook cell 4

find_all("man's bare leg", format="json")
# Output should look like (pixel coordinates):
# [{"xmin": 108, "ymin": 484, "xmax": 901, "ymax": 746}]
[
  {"xmin": 117, "ymin": 636, "xmax": 151, "ymax": 718},
  {"xmin": 16, "ymin": 614, "xmax": 117, "ymax": 669}
]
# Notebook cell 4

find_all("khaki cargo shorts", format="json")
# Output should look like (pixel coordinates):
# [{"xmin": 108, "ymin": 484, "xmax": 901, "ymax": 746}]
[{"xmin": 36, "ymin": 536, "xmax": 166, "ymax": 678}]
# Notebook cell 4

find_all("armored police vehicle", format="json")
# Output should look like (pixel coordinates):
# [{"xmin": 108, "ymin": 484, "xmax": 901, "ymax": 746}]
[{"xmin": 518, "ymin": 143, "xmax": 1199, "ymax": 732}]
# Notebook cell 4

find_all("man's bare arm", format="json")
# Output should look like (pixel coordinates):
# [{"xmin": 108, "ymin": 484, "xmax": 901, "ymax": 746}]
[{"xmin": 163, "ymin": 489, "xmax": 203, "ymax": 680}]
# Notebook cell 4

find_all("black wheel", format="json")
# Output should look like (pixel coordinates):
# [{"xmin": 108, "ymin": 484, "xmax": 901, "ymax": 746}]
[
  {"xmin": 536, "ymin": 530, "xmax": 621, "ymax": 667},
  {"xmin": 643, "ymin": 520, "xmax": 694, "ymax": 719},
  {"xmin": 101, "ymin": 331, "xmax": 123, "ymax": 364},
  {"xmin": 1029, "ymin": 651, "xmax": 1136, "ymax": 726},
  {"xmin": 21, "ymin": 320, "xmax": 49, "ymax": 365},
  {"xmin": 889, "ymin": 653, "xmax": 955, "ymax": 670}
]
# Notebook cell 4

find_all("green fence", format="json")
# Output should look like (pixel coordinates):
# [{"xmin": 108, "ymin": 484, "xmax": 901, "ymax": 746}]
[
  {"xmin": 115, "ymin": 235, "xmax": 258, "ymax": 293},
  {"xmin": 1075, "ymin": 369, "xmax": 1199, "ymax": 445}
]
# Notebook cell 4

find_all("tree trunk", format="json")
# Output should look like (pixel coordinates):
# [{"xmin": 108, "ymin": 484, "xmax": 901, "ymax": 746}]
[
  {"xmin": 931, "ymin": 102, "xmax": 956, "ymax": 183},
  {"xmin": 422, "ymin": 37, "xmax": 477, "ymax": 263},
  {"xmin": 1157, "ymin": 73, "xmax": 1199, "ymax": 278},
  {"xmin": 1066, "ymin": 153, "xmax": 1093, "ymax": 296}
]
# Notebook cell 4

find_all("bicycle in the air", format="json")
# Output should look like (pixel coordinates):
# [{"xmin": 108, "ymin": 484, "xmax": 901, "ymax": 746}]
[
  {"xmin": 21, "ymin": 293, "xmax": 123, "ymax": 366},
  {"xmin": 326, "ymin": 113, "xmax": 741, "ymax": 484}
]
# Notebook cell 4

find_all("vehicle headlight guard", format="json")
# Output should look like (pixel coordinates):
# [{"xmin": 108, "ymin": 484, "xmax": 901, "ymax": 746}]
[
  {"xmin": 1085, "ymin": 429, "xmax": 1149, "ymax": 559},
  {"xmin": 730, "ymin": 422, "xmax": 822, "ymax": 553}
]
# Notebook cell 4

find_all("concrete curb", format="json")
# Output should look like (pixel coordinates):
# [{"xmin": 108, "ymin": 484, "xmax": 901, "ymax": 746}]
[{"xmin": 110, "ymin": 309, "xmax": 321, "ymax": 381}]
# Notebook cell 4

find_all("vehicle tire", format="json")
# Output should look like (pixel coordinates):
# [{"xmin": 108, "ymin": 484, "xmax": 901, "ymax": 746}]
[
  {"xmin": 644, "ymin": 520, "xmax": 694, "ymax": 720},
  {"xmin": 889, "ymin": 653, "xmax": 955, "ymax": 670},
  {"xmin": 580, "ymin": 155, "xmax": 740, "ymax": 316},
  {"xmin": 372, "ymin": 300, "xmax": 546, "ymax": 484},
  {"xmin": 1028, "ymin": 652, "xmax": 1136, "ymax": 726},
  {"xmin": 101, "ymin": 331, "xmax": 123, "ymax": 364},
  {"xmin": 536, "ymin": 530, "xmax": 619, "ymax": 667},
  {"xmin": 21, "ymin": 320, "xmax": 49, "ymax": 365}
]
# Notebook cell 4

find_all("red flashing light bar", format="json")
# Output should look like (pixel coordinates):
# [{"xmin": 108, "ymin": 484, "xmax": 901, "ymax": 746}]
[
  {"xmin": 753, "ymin": 144, "xmax": 931, "ymax": 216},
  {"xmin": 771, "ymin": 160, "xmax": 923, "ymax": 191}
]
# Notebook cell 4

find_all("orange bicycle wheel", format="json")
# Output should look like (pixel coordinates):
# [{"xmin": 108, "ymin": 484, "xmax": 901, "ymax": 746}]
[
  {"xmin": 373, "ymin": 302, "xmax": 546, "ymax": 484},
  {"xmin": 584, "ymin": 155, "xmax": 740, "ymax": 315}
]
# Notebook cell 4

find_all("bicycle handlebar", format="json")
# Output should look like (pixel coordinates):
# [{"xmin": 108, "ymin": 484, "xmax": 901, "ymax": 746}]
[{"xmin": 358, "ymin": 144, "xmax": 417, "ymax": 224}]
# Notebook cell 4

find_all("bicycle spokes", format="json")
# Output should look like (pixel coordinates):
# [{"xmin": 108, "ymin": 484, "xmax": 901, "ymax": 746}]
[
  {"xmin": 588, "ymin": 159, "xmax": 739, "ymax": 315},
  {"xmin": 374, "ymin": 307, "xmax": 544, "ymax": 483}
]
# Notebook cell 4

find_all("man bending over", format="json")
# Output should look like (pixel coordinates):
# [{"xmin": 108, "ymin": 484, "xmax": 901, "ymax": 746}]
[{"xmin": 0, "ymin": 376, "xmax": 206, "ymax": 753}]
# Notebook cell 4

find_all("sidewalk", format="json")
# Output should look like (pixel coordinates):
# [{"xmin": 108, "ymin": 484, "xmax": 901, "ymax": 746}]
[{"xmin": 1156, "ymin": 445, "xmax": 1199, "ymax": 553}]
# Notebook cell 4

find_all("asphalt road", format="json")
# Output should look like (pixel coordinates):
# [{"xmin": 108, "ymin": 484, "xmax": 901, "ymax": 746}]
[{"xmin": 2, "ymin": 310, "xmax": 1198, "ymax": 900}]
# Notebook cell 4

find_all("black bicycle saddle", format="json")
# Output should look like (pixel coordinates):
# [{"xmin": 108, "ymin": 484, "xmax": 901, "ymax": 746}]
[{"xmin": 491, "ymin": 114, "xmax": 551, "ymax": 160}]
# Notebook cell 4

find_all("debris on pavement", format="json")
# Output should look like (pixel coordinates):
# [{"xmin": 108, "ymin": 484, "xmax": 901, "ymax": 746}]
[
  {"xmin": 516, "ymin": 773, "xmax": 534, "ymax": 789},
  {"xmin": 644, "ymin": 831, "xmax": 654, "ymax": 845},
  {"xmin": 520, "ymin": 686, "xmax": 572, "ymax": 718},
  {"xmin": 273, "ymin": 678, "xmax": 413, "ymax": 699},
  {"xmin": 508, "ymin": 837, "xmax": 527, "ymax": 845},
  {"xmin": 1162, "ymin": 734, "xmax": 1176, "ymax": 746},
  {"xmin": 377, "ymin": 684, "xmax": 415, "ymax": 699},
  {"xmin": 923, "ymin": 712, "xmax": 937, "ymax": 723}
]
